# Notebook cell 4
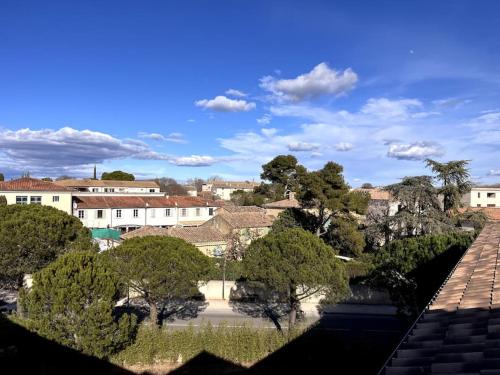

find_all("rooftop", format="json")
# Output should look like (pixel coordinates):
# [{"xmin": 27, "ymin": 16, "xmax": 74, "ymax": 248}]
[
  {"xmin": 354, "ymin": 188, "xmax": 392, "ymax": 201},
  {"xmin": 121, "ymin": 225, "xmax": 226, "ymax": 244},
  {"xmin": 220, "ymin": 205, "xmax": 266, "ymax": 214},
  {"xmin": 74, "ymin": 195, "xmax": 218, "ymax": 209},
  {"xmin": 263, "ymin": 197, "xmax": 300, "ymax": 209},
  {"xmin": 209, "ymin": 181, "xmax": 260, "ymax": 190},
  {"xmin": 459, "ymin": 207, "xmax": 500, "ymax": 221},
  {"xmin": 216, "ymin": 210, "xmax": 275, "ymax": 229},
  {"xmin": 0, "ymin": 177, "xmax": 70, "ymax": 192},
  {"xmin": 56, "ymin": 179, "xmax": 159, "ymax": 189},
  {"xmin": 382, "ymin": 222, "xmax": 500, "ymax": 374}
]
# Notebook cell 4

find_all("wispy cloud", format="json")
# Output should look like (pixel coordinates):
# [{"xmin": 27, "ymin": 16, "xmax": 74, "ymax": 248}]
[
  {"xmin": 138, "ymin": 132, "xmax": 187, "ymax": 143},
  {"xmin": 195, "ymin": 95, "xmax": 256, "ymax": 112},
  {"xmin": 287, "ymin": 142, "xmax": 319, "ymax": 152},
  {"xmin": 225, "ymin": 88, "xmax": 247, "ymax": 97}
]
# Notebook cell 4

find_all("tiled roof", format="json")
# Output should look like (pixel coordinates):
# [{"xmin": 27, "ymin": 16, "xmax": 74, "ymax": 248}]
[
  {"xmin": 459, "ymin": 207, "xmax": 500, "ymax": 221},
  {"xmin": 0, "ymin": 177, "xmax": 70, "ymax": 192},
  {"xmin": 57, "ymin": 179, "xmax": 159, "ymax": 188},
  {"xmin": 382, "ymin": 222, "xmax": 500, "ymax": 374},
  {"xmin": 263, "ymin": 198, "xmax": 300, "ymax": 209},
  {"xmin": 211, "ymin": 181, "xmax": 260, "ymax": 190},
  {"xmin": 218, "ymin": 210, "xmax": 274, "ymax": 229},
  {"xmin": 355, "ymin": 188, "xmax": 392, "ymax": 201},
  {"xmin": 74, "ymin": 195, "xmax": 217, "ymax": 209},
  {"xmin": 121, "ymin": 225, "xmax": 226, "ymax": 244},
  {"xmin": 221, "ymin": 205, "xmax": 266, "ymax": 213}
]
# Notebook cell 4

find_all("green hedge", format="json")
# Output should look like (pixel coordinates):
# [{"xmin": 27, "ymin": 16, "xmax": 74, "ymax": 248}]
[{"xmin": 113, "ymin": 323, "xmax": 302, "ymax": 366}]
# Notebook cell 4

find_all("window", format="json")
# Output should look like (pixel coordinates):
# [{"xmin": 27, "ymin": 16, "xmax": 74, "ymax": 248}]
[
  {"xmin": 52, "ymin": 196, "xmax": 59, "ymax": 202},
  {"xmin": 78, "ymin": 210, "xmax": 85, "ymax": 219},
  {"xmin": 92, "ymin": 188, "xmax": 98, "ymax": 192},
  {"xmin": 165, "ymin": 208, "xmax": 171, "ymax": 217},
  {"xmin": 109, "ymin": 188, "xmax": 115, "ymax": 192},
  {"xmin": 477, "ymin": 204, "xmax": 482, "ymax": 207},
  {"xmin": 487, "ymin": 193, "xmax": 496, "ymax": 198},
  {"xmin": 96, "ymin": 210, "xmax": 104, "ymax": 219},
  {"xmin": 478, "ymin": 192, "xmax": 481, "ymax": 198},
  {"xmin": 133, "ymin": 209, "xmax": 139, "ymax": 218},
  {"xmin": 209, "ymin": 208, "xmax": 214, "ymax": 216},
  {"xmin": 16, "ymin": 196, "xmax": 28, "ymax": 205},
  {"xmin": 30, "ymin": 196, "xmax": 42, "ymax": 204},
  {"xmin": 487, "ymin": 204, "xmax": 496, "ymax": 207},
  {"xmin": 149, "ymin": 189, "xmax": 155, "ymax": 193},
  {"xmin": 196, "ymin": 208, "xmax": 201, "ymax": 216},
  {"xmin": 116, "ymin": 209, "xmax": 122, "ymax": 218},
  {"xmin": 181, "ymin": 208, "xmax": 188, "ymax": 217}
]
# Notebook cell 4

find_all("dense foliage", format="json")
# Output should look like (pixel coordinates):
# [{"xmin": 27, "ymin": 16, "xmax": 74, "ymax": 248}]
[
  {"xmin": 20, "ymin": 252, "xmax": 136, "ymax": 358},
  {"xmin": 101, "ymin": 170, "xmax": 135, "ymax": 181},
  {"xmin": 113, "ymin": 323, "xmax": 302, "ymax": 366},
  {"xmin": 243, "ymin": 228, "xmax": 349, "ymax": 327},
  {"xmin": 230, "ymin": 189, "xmax": 265, "ymax": 206},
  {"xmin": 155, "ymin": 177, "xmax": 188, "ymax": 195},
  {"xmin": 106, "ymin": 236, "xmax": 212, "ymax": 326},
  {"xmin": 0, "ymin": 173, "xmax": 4, "ymax": 181},
  {"xmin": 0, "ymin": 205, "xmax": 94, "ymax": 288},
  {"xmin": 325, "ymin": 217, "xmax": 366, "ymax": 258},
  {"xmin": 0, "ymin": 195, "xmax": 6, "ymax": 205}
]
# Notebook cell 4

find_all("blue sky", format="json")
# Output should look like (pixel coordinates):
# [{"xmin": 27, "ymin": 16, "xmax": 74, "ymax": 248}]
[{"xmin": 1, "ymin": 0, "xmax": 499, "ymax": 186}]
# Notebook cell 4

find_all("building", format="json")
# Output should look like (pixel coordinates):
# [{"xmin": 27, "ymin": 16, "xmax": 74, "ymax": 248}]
[
  {"xmin": 469, "ymin": 186, "xmax": 500, "ymax": 208},
  {"xmin": 262, "ymin": 192, "xmax": 300, "ymax": 217},
  {"xmin": 202, "ymin": 180, "xmax": 260, "ymax": 200},
  {"xmin": 73, "ymin": 195, "xmax": 218, "ymax": 231},
  {"xmin": 121, "ymin": 225, "xmax": 227, "ymax": 257},
  {"xmin": 56, "ymin": 179, "xmax": 160, "ymax": 194},
  {"xmin": 0, "ymin": 177, "xmax": 73, "ymax": 214},
  {"xmin": 355, "ymin": 188, "xmax": 399, "ymax": 217}
]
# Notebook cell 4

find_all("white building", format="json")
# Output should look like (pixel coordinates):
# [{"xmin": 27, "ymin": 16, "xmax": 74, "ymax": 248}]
[
  {"xmin": 469, "ymin": 186, "xmax": 500, "ymax": 208},
  {"xmin": 0, "ymin": 177, "xmax": 73, "ymax": 214},
  {"xmin": 73, "ymin": 195, "xmax": 218, "ymax": 231},
  {"xmin": 57, "ymin": 179, "xmax": 160, "ymax": 193},
  {"xmin": 201, "ymin": 180, "xmax": 259, "ymax": 200}
]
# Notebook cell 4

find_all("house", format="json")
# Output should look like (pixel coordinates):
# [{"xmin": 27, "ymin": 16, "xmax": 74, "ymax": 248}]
[
  {"xmin": 201, "ymin": 180, "xmax": 260, "ymax": 200},
  {"xmin": 56, "ymin": 179, "xmax": 160, "ymax": 194},
  {"xmin": 355, "ymin": 188, "xmax": 399, "ymax": 217},
  {"xmin": 0, "ymin": 177, "xmax": 73, "ymax": 214},
  {"xmin": 73, "ymin": 195, "xmax": 218, "ymax": 231},
  {"xmin": 469, "ymin": 186, "xmax": 500, "ymax": 208},
  {"xmin": 121, "ymin": 225, "xmax": 227, "ymax": 257},
  {"xmin": 202, "ymin": 205, "xmax": 274, "ymax": 241},
  {"xmin": 262, "ymin": 192, "xmax": 300, "ymax": 217}
]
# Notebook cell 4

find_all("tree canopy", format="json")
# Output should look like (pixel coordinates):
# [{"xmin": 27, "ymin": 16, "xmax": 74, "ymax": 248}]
[
  {"xmin": 106, "ymin": 236, "xmax": 212, "ymax": 326},
  {"xmin": 0, "ymin": 173, "xmax": 4, "ymax": 181},
  {"xmin": 21, "ymin": 251, "xmax": 136, "ymax": 358},
  {"xmin": 425, "ymin": 159, "xmax": 471, "ymax": 213},
  {"xmin": 230, "ymin": 189, "xmax": 265, "ymax": 206},
  {"xmin": 101, "ymin": 170, "xmax": 135, "ymax": 181},
  {"xmin": 155, "ymin": 177, "xmax": 188, "ymax": 195},
  {"xmin": 243, "ymin": 228, "xmax": 349, "ymax": 328},
  {"xmin": 0, "ymin": 205, "xmax": 94, "ymax": 288}
]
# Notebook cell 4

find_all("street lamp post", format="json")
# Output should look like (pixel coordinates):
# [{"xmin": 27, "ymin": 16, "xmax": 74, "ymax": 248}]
[{"xmin": 214, "ymin": 246, "xmax": 226, "ymax": 300}]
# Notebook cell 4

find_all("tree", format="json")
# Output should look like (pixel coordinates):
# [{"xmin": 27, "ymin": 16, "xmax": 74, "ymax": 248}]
[
  {"xmin": 230, "ymin": 189, "xmax": 265, "ymax": 206},
  {"xmin": 101, "ymin": 170, "xmax": 135, "ymax": 181},
  {"xmin": 20, "ymin": 252, "xmax": 136, "ymax": 358},
  {"xmin": 243, "ymin": 229, "xmax": 349, "ymax": 328},
  {"xmin": 425, "ymin": 159, "xmax": 471, "ymax": 213},
  {"xmin": 55, "ymin": 175, "xmax": 73, "ymax": 181},
  {"xmin": 0, "ymin": 195, "xmax": 6, "ymax": 205},
  {"xmin": 186, "ymin": 178, "xmax": 205, "ymax": 192},
  {"xmin": 325, "ymin": 217, "xmax": 365, "ymax": 258},
  {"xmin": 155, "ymin": 177, "xmax": 188, "ymax": 195},
  {"xmin": 260, "ymin": 155, "xmax": 306, "ymax": 199},
  {"xmin": 106, "ymin": 236, "xmax": 212, "ymax": 326},
  {"xmin": 0, "ymin": 205, "xmax": 94, "ymax": 289},
  {"xmin": 41, "ymin": 177, "xmax": 53, "ymax": 182},
  {"xmin": 384, "ymin": 176, "xmax": 453, "ymax": 239},
  {"xmin": 0, "ymin": 173, "xmax": 4, "ymax": 181},
  {"xmin": 271, "ymin": 208, "xmax": 317, "ymax": 234},
  {"xmin": 361, "ymin": 183, "xmax": 374, "ymax": 189}
]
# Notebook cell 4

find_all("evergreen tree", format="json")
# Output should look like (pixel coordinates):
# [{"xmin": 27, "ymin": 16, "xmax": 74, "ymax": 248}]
[
  {"xmin": 101, "ymin": 170, "xmax": 135, "ymax": 181},
  {"xmin": 21, "ymin": 252, "xmax": 136, "ymax": 358}
]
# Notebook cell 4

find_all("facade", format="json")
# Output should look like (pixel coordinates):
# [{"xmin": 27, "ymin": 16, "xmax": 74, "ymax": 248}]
[
  {"xmin": 56, "ymin": 179, "xmax": 160, "ymax": 193},
  {"xmin": 263, "ymin": 192, "xmax": 300, "ymax": 217},
  {"xmin": 73, "ymin": 195, "xmax": 218, "ymax": 230},
  {"xmin": 202, "ymin": 181, "xmax": 260, "ymax": 200},
  {"xmin": 469, "ymin": 186, "xmax": 500, "ymax": 208},
  {"xmin": 0, "ymin": 177, "xmax": 73, "ymax": 214},
  {"xmin": 355, "ymin": 188, "xmax": 399, "ymax": 217},
  {"xmin": 121, "ymin": 225, "xmax": 228, "ymax": 257}
]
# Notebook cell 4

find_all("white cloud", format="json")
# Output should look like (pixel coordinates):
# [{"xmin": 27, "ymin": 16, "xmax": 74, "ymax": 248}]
[
  {"xmin": 257, "ymin": 114, "xmax": 272, "ymax": 125},
  {"xmin": 169, "ymin": 155, "xmax": 216, "ymax": 167},
  {"xmin": 261, "ymin": 128, "xmax": 278, "ymax": 137},
  {"xmin": 195, "ymin": 95, "xmax": 256, "ymax": 112},
  {"xmin": 335, "ymin": 142, "xmax": 354, "ymax": 151},
  {"xmin": 225, "ymin": 89, "xmax": 247, "ymax": 97},
  {"xmin": 287, "ymin": 142, "xmax": 319, "ymax": 152},
  {"xmin": 138, "ymin": 132, "xmax": 186, "ymax": 143},
  {"xmin": 488, "ymin": 169, "xmax": 500, "ymax": 176},
  {"xmin": 433, "ymin": 98, "xmax": 471, "ymax": 109},
  {"xmin": 387, "ymin": 142, "xmax": 444, "ymax": 160},
  {"xmin": 361, "ymin": 98, "xmax": 422, "ymax": 120},
  {"xmin": 260, "ymin": 62, "xmax": 358, "ymax": 102}
]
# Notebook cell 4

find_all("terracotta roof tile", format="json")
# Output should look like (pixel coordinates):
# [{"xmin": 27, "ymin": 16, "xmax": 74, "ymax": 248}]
[
  {"xmin": 221, "ymin": 206, "xmax": 266, "ymax": 213},
  {"xmin": 217, "ymin": 210, "xmax": 274, "ymax": 229},
  {"xmin": 57, "ymin": 179, "xmax": 159, "ymax": 188},
  {"xmin": 121, "ymin": 225, "xmax": 226, "ymax": 244},
  {"xmin": 263, "ymin": 198, "xmax": 300, "ymax": 209},
  {"xmin": 0, "ymin": 177, "xmax": 70, "ymax": 192},
  {"xmin": 354, "ymin": 188, "xmax": 391, "ymax": 201},
  {"xmin": 74, "ymin": 195, "xmax": 217, "ymax": 209}
]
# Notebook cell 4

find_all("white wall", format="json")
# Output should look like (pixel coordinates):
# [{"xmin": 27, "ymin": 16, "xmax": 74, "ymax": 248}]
[
  {"xmin": 75, "ymin": 206, "xmax": 217, "ymax": 229},
  {"xmin": 77, "ymin": 186, "xmax": 160, "ymax": 193},
  {"xmin": 470, "ymin": 188, "xmax": 500, "ymax": 208},
  {"xmin": 214, "ymin": 187, "xmax": 254, "ymax": 200},
  {"xmin": 0, "ymin": 191, "xmax": 73, "ymax": 214}
]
